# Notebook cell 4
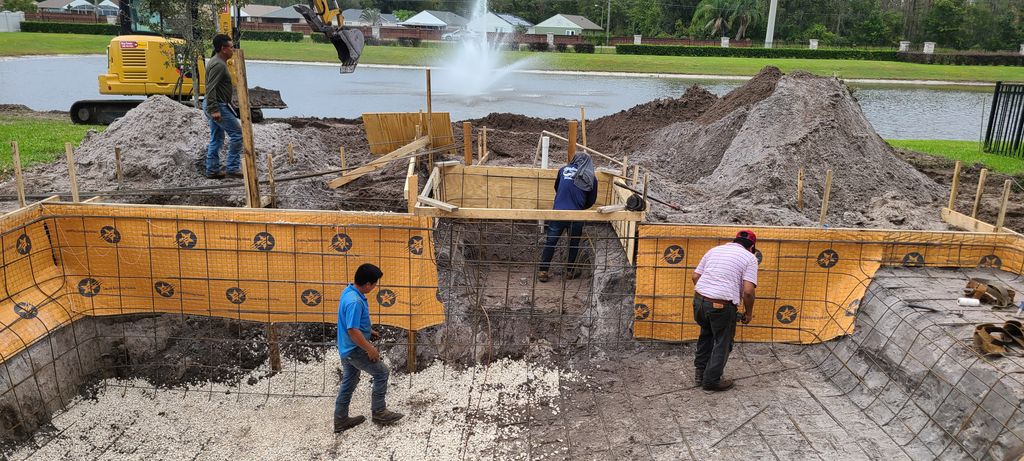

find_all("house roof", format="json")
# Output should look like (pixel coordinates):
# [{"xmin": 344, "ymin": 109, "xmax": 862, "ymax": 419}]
[
  {"xmin": 262, "ymin": 6, "xmax": 304, "ymax": 20},
  {"xmin": 341, "ymin": 9, "xmax": 399, "ymax": 25},
  {"xmin": 401, "ymin": 10, "xmax": 467, "ymax": 27},
  {"xmin": 534, "ymin": 14, "xmax": 602, "ymax": 30},
  {"xmin": 65, "ymin": 0, "xmax": 95, "ymax": 10},
  {"xmin": 496, "ymin": 13, "xmax": 532, "ymax": 27},
  {"xmin": 36, "ymin": 0, "xmax": 74, "ymax": 9},
  {"xmin": 239, "ymin": 4, "xmax": 281, "ymax": 18}
]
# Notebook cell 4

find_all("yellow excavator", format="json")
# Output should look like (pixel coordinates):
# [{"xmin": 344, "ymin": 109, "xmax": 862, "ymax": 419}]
[{"xmin": 70, "ymin": 0, "xmax": 364, "ymax": 124}]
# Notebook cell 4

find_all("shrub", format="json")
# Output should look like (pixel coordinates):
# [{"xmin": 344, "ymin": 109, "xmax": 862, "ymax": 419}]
[
  {"xmin": 20, "ymin": 21, "xmax": 117, "ymax": 35},
  {"xmin": 397, "ymin": 37, "xmax": 421, "ymax": 47},
  {"xmin": 575, "ymin": 43, "xmax": 595, "ymax": 53},
  {"xmin": 897, "ymin": 51, "xmax": 1024, "ymax": 66},
  {"xmin": 240, "ymin": 30, "xmax": 302, "ymax": 42},
  {"xmin": 555, "ymin": 43, "xmax": 568, "ymax": 52},
  {"xmin": 528, "ymin": 42, "xmax": 549, "ymax": 52},
  {"xmin": 615, "ymin": 44, "xmax": 899, "ymax": 61}
]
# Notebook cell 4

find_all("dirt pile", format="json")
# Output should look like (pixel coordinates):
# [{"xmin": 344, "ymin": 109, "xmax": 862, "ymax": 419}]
[{"xmin": 3, "ymin": 96, "xmax": 411, "ymax": 212}]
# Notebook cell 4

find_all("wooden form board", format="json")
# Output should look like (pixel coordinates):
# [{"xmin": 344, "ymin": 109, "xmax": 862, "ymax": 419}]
[
  {"xmin": 363, "ymin": 112, "xmax": 455, "ymax": 155},
  {"xmin": 634, "ymin": 224, "xmax": 1024, "ymax": 345},
  {"xmin": 0, "ymin": 202, "xmax": 446, "ymax": 362}
]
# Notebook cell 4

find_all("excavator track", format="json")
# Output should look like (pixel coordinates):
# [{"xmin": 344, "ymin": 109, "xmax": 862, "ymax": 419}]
[{"xmin": 70, "ymin": 99, "xmax": 267, "ymax": 125}]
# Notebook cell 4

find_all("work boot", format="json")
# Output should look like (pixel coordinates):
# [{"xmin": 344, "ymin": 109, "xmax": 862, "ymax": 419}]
[
  {"xmin": 703, "ymin": 379, "xmax": 735, "ymax": 392},
  {"xmin": 204, "ymin": 169, "xmax": 225, "ymax": 179},
  {"xmin": 226, "ymin": 170, "xmax": 244, "ymax": 179},
  {"xmin": 694, "ymin": 368, "xmax": 704, "ymax": 385},
  {"xmin": 372, "ymin": 409, "xmax": 404, "ymax": 425},
  {"xmin": 538, "ymin": 271, "xmax": 549, "ymax": 283},
  {"xmin": 333, "ymin": 415, "xmax": 366, "ymax": 433}
]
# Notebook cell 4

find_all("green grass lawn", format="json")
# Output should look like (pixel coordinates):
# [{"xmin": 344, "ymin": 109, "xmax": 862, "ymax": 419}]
[
  {"xmin": 4, "ymin": 32, "xmax": 1024, "ymax": 83},
  {"xmin": 887, "ymin": 139, "xmax": 1024, "ymax": 174},
  {"xmin": 0, "ymin": 116, "xmax": 102, "ymax": 173}
]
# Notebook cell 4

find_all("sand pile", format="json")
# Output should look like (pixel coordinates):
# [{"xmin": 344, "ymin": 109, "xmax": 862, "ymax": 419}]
[{"xmin": 4, "ymin": 97, "xmax": 411, "ymax": 212}]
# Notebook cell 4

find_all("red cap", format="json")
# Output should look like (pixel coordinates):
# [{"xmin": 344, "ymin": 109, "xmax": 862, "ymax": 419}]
[{"xmin": 736, "ymin": 229, "xmax": 757, "ymax": 246}]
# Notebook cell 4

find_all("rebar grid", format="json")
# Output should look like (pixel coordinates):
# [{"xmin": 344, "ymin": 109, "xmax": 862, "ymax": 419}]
[{"xmin": 1, "ymin": 215, "xmax": 1023, "ymax": 459}]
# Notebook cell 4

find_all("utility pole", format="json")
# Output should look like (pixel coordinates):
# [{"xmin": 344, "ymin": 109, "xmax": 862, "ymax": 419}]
[
  {"xmin": 764, "ymin": 0, "xmax": 779, "ymax": 49},
  {"xmin": 605, "ymin": 0, "xmax": 611, "ymax": 46}
]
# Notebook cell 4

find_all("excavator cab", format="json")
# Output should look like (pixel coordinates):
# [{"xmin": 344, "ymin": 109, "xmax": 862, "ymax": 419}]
[{"xmin": 294, "ymin": 0, "xmax": 364, "ymax": 73}]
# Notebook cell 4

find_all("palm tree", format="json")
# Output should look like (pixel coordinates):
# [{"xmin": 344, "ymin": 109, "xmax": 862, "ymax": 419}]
[
  {"xmin": 360, "ymin": 8, "xmax": 383, "ymax": 27},
  {"xmin": 730, "ymin": 0, "xmax": 765, "ymax": 40},
  {"xmin": 692, "ymin": 0, "xmax": 733, "ymax": 37}
]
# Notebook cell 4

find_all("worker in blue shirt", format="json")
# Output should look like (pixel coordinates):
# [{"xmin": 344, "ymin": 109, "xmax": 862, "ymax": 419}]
[
  {"xmin": 333, "ymin": 263, "xmax": 404, "ymax": 433},
  {"xmin": 539, "ymin": 152, "xmax": 598, "ymax": 282}
]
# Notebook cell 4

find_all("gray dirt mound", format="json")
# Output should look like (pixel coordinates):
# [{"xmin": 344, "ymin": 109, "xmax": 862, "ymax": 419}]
[
  {"xmin": 2, "ymin": 96, "xmax": 411, "ymax": 212},
  {"xmin": 696, "ymin": 66, "xmax": 782, "ymax": 124},
  {"xmin": 586, "ymin": 85, "xmax": 718, "ymax": 150},
  {"xmin": 465, "ymin": 113, "xmax": 569, "ymax": 133}
]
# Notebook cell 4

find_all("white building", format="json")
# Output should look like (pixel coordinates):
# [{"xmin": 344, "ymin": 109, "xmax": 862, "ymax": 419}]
[
  {"xmin": 399, "ymin": 10, "xmax": 467, "ymax": 30},
  {"xmin": 466, "ymin": 12, "xmax": 532, "ymax": 34}
]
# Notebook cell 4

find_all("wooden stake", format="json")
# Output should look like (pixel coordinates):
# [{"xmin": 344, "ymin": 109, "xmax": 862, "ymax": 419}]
[
  {"xmin": 463, "ymin": 121, "xmax": 472, "ymax": 165},
  {"xmin": 995, "ymin": 179, "xmax": 1011, "ymax": 232},
  {"xmin": 425, "ymin": 68, "xmax": 433, "ymax": 148},
  {"xmin": 641, "ymin": 173, "xmax": 649, "ymax": 206},
  {"xmin": 267, "ymin": 324, "xmax": 281, "ymax": 372},
  {"xmin": 266, "ymin": 152, "xmax": 276, "ymax": 208},
  {"xmin": 632, "ymin": 165, "xmax": 640, "ymax": 187},
  {"xmin": 64, "ymin": 142, "xmax": 80, "ymax": 203},
  {"xmin": 231, "ymin": 48, "xmax": 261, "ymax": 208},
  {"xmin": 971, "ymin": 168, "xmax": 988, "ymax": 219},
  {"xmin": 621, "ymin": 155, "xmax": 629, "ymax": 178},
  {"xmin": 339, "ymin": 146, "xmax": 347, "ymax": 174},
  {"xmin": 947, "ymin": 160, "xmax": 962, "ymax": 210},
  {"xmin": 796, "ymin": 167, "xmax": 805, "ymax": 211},
  {"xmin": 567, "ymin": 121, "xmax": 577, "ymax": 163},
  {"xmin": 407, "ymin": 172, "xmax": 418, "ymax": 213},
  {"xmin": 580, "ymin": 106, "xmax": 587, "ymax": 147},
  {"xmin": 819, "ymin": 169, "xmax": 833, "ymax": 225},
  {"xmin": 10, "ymin": 141, "xmax": 26, "ymax": 208},
  {"xmin": 287, "ymin": 143, "xmax": 294, "ymax": 164},
  {"xmin": 407, "ymin": 329, "xmax": 417, "ymax": 372},
  {"xmin": 114, "ymin": 146, "xmax": 124, "ymax": 188}
]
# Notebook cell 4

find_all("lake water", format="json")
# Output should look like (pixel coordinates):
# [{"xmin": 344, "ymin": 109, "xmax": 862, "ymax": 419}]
[{"xmin": 0, "ymin": 55, "xmax": 995, "ymax": 140}]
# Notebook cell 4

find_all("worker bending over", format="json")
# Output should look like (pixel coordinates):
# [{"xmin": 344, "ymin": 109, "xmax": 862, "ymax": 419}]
[
  {"xmin": 334, "ymin": 263, "xmax": 404, "ymax": 433},
  {"xmin": 538, "ymin": 152, "xmax": 598, "ymax": 282},
  {"xmin": 203, "ymin": 34, "xmax": 243, "ymax": 180},
  {"xmin": 692, "ymin": 230, "xmax": 758, "ymax": 392}
]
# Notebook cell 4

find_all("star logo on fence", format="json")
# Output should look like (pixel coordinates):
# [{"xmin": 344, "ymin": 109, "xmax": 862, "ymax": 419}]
[
  {"xmin": 979, "ymin": 254, "xmax": 1002, "ymax": 269},
  {"xmin": 408, "ymin": 236, "xmax": 424, "ymax": 255},
  {"xmin": 99, "ymin": 226, "xmax": 121, "ymax": 244},
  {"xmin": 663, "ymin": 245, "xmax": 684, "ymax": 265},
  {"xmin": 301, "ymin": 289, "xmax": 322, "ymax": 307},
  {"xmin": 13, "ymin": 302, "xmax": 37, "ymax": 319},
  {"xmin": 77, "ymin": 278, "xmax": 101, "ymax": 297},
  {"xmin": 633, "ymin": 303, "xmax": 650, "ymax": 320},
  {"xmin": 175, "ymin": 229, "xmax": 197, "ymax": 249},
  {"xmin": 15, "ymin": 234, "xmax": 31, "ymax": 255},
  {"xmin": 816, "ymin": 249, "xmax": 839, "ymax": 269},
  {"xmin": 252, "ymin": 232, "xmax": 275, "ymax": 252},
  {"xmin": 154, "ymin": 281, "xmax": 175, "ymax": 298},
  {"xmin": 902, "ymin": 252, "xmax": 925, "ymax": 268},
  {"xmin": 330, "ymin": 233, "xmax": 353, "ymax": 253},
  {"xmin": 376, "ymin": 289, "xmax": 397, "ymax": 308},
  {"xmin": 226, "ymin": 287, "xmax": 247, "ymax": 305},
  {"xmin": 776, "ymin": 305, "xmax": 798, "ymax": 324}
]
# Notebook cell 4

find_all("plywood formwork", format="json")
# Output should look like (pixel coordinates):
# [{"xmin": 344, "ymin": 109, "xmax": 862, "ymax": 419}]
[
  {"xmin": 363, "ymin": 112, "xmax": 455, "ymax": 155},
  {"xmin": 634, "ymin": 224, "xmax": 1024, "ymax": 344}
]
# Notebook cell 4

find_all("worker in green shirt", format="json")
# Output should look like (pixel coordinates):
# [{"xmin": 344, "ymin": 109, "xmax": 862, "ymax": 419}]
[{"xmin": 203, "ymin": 34, "xmax": 242, "ymax": 179}]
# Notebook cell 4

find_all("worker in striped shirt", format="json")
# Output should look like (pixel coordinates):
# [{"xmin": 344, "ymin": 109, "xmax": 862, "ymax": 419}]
[{"xmin": 691, "ymin": 230, "xmax": 758, "ymax": 392}]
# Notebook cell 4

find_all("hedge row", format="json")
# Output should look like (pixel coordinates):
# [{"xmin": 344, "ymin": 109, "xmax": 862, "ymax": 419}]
[
  {"xmin": 21, "ymin": 21, "xmax": 117, "ymax": 35},
  {"xmin": 311, "ymin": 34, "xmax": 394, "ymax": 46},
  {"xmin": 616, "ymin": 44, "xmax": 898, "ymax": 61},
  {"xmin": 897, "ymin": 52, "xmax": 1024, "ymax": 66},
  {"xmin": 240, "ymin": 30, "xmax": 302, "ymax": 42}
]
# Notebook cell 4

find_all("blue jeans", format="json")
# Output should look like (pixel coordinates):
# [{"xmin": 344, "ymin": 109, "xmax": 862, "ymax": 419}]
[
  {"xmin": 334, "ymin": 348, "xmax": 390, "ymax": 419},
  {"xmin": 693, "ymin": 294, "xmax": 737, "ymax": 387},
  {"xmin": 203, "ymin": 101, "xmax": 242, "ymax": 174},
  {"xmin": 539, "ymin": 221, "xmax": 584, "ymax": 272}
]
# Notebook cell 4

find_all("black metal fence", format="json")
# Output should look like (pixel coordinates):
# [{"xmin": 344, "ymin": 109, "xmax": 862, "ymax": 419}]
[{"xmin": 984, "ymin": 81, "xmax": 1024, "ymax": 157}]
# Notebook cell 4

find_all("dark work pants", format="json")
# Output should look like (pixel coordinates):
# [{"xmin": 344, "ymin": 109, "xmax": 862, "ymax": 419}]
[
  {"xmin": 693, "ymin": 295, "xmax": 737, "ymax": 387},
  {"xmin": 539, "ymin": 221, "xmax": 584, "ymax": 272}
]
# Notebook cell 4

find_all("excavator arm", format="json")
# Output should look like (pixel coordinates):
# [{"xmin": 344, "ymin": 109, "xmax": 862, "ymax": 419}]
[{"xmin": 294, "ymin": 0, "xmax": 364, "ymax": 73}]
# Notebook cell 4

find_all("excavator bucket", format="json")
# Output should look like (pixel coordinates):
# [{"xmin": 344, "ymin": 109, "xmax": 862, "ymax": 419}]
[{"xmin": 294, "ymin": 4, "xmax": 364, "ymax": 73}]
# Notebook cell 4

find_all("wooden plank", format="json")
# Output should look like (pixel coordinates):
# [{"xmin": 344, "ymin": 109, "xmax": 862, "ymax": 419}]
[
  {"xmin": 542, "ymin": 131, "xmax": 623, "ymax": 166},
  {"xmin": 567, "ymin": 121, "xmax": 577, "ymax": 163},
  {"xmin": 363, "ymin": 112, "xmax": 455, "ymax": 155},
  {"xmin": 407, "ymin": 175, "xmax": 418, "ymax": 213},
  {"xmin": 232, "ymin": 49, "xmax": 261, "ymax": 208},
  {"xmin": 972, "ymin": 168, "xmax": 988, "ymax": 218},
  {"xmin": 996, "ymin": 179, "xmax": 1011, "ymax": 232},
  {"xmin": 948, "ymin": 160, "xmax": 961, "ymax": 210},
  {"xmin": 417, "ymin": 195, "xmax": 458, "ymax": 212},
  {"xmin": 796, "ymin": 167, "xmax": 804, "ymax": 211},
  {"xmin": 819, "ymin": 169, "xmax": 833, "ymax": 225},
  {"xmin": 10, "ymin": 141, "xmax": 26, "ymax": 207},
  {"xmin": 64, "ymin": 142, "xmax": 80, "ymax": 203},
  {"xmin": 433, "ymin": 160, "xmax": 460, "ymax": 167},
  {"xmin": 287, "ymin": 143, "xmax": 294, "ymax": 164},
  {"xmin": 328, "ymin": 137, "xmax": 429, "ymax": 188},
  {"xmin": 598, "ymin": 204, "xmax": 625, "ymax": 213},
  {"xmin": 82, "ymin": 196, "xmax": 104, "ymax": 203},
  {"xmin": 580, "ymin": 106, "xmax": 587, "ymax": 147},
  {"xmin": 941, "ymin": 207, "xmax": 1020, "ymax": 234},
  {"xmin": 114, "ymin": 146, "xmax": 124, "ymax": 188},
  {"xmin": 463, "ymin": 121, "xmax": 472, "ymax": 165},
  {"xmin": 413, "ymin": 206, "xmax": 644, "ymax": 221}
]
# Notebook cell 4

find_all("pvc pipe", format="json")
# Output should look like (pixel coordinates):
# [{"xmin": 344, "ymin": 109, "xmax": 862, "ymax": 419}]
[
  {"xmin": 957, "ymin": 297, "xmax": 981, "ymax": 307},
  {"xmin": 541, "ymin": 136, "xmax": 550, "ymax": 168}
]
